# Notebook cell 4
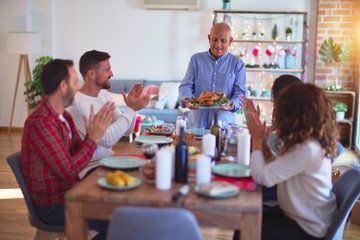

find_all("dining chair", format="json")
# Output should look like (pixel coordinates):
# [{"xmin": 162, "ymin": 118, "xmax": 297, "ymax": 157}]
[
  {"xmin": 7, "ymin": 151, "xmax": 66, "ymax": 240},
  {"xmin": 325, "ymin": 168, "xmax": 360, "ymax": 240},
  {"xmin": 106, "ymin": 206, "xmax": 203, "ymax": 240}
]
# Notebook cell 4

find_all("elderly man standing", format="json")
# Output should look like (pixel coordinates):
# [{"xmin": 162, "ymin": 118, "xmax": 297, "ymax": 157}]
[{"xmin": 179, "ymin": 22, "xmax": 247, "ymax": 129}]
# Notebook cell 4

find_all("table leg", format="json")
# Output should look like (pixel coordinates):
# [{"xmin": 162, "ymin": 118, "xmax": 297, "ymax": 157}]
[
  {"xmin": 66, "ymin": 200, "xmax": 88, "ymax": 240},
  {"xmin": 239, "ymin": 213, "xmax": 262, "ymax": 240}
]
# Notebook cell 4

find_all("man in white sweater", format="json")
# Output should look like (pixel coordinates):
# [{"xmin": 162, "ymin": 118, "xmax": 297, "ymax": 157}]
[{"xmin": 69, "ymin": 50, "xmax": 150, "ymax": 178}]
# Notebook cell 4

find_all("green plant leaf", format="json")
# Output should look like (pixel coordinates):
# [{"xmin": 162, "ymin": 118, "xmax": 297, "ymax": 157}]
[
  {"xmin": 333, "ymin": 102, "xmax": 348, "ymax": 112},
  {"xmin": 319, "ymin": 37, "xmax": 353, "ymax": 66},
  {"xmin": 24, "ymin": 56, "xmax": 53, "ymax": 110},
  {"xmin": 319, "ymin": 37, "xmax": 341, "ymax": 64},
  {"xmin": 338, "ymin": 40, "xmax": 353, "ymax": 66}
]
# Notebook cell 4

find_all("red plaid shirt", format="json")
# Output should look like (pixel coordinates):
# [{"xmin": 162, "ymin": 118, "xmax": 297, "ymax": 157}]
[{"xmin": 21, "ymin": 98, "xmax": 96, "ymax": 206}]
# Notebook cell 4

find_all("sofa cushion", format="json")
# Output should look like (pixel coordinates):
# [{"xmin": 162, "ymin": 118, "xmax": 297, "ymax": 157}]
[
  {"xmin": 109, "ymin": 79, "xmax": 145, "ymax": 93},
  {"xmin": 158, "ymin": 82, "xmax": 181, "ymax": 110}
]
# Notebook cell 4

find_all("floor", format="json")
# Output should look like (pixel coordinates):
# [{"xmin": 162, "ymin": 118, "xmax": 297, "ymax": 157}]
[{"xmin": 0, "ymin": 132, "xmax": 360, "ymax": 239}]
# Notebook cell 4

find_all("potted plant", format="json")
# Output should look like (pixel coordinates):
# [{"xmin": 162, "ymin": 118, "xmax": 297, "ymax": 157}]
[
  {"xmin": 24, "ymin": 56, "xmax": 53, "ymax": 111},
  {"xmin": 319, "ymin": 37, "xmax": 353, "ymax": 91},
  {"xmin": 333, "ymin": 102, "xmax": 348, "ymax": 120},
  {"xmin": 285, "ymin": 27, "xmax": 292, "ymax": 41}
]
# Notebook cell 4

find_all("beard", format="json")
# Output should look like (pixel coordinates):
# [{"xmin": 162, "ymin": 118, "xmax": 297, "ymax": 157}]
[
  {"xmin": 96, "ymin": 77, "xmax": 111, "ymax": 89},
  {"xmin": 63, "ymin": 87, "xmax": 75, "ymax": 108}
]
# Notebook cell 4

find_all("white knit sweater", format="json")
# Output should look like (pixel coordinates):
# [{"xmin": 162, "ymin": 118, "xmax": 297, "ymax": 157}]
[
  {"xmin": 69, "ymin": 90, "xmax": 136, "ymax": 178},
  {"xmin": 251, "ymin": 140, "xmax": 336, "ymax": 238}
]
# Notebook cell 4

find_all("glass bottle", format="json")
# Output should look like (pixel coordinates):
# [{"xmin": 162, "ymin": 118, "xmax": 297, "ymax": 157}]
[
  {"xmin": 175, "ymin": 127, "xmax": 188, "ymax": 183},
  {"xmin": 210, "ymin": 112, "xmax": 222, "ymax": 162}
]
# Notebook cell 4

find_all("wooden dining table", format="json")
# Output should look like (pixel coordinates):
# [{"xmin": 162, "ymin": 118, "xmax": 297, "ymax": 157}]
[{"xmin": 65, "ymin": 138, "xmax": 262, "ymax": 240}]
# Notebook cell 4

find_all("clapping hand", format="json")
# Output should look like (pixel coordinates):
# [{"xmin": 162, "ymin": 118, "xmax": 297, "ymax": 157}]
[
  {"xmin": 122, "ymin": 83, "xmax": 151, "ymax": 111},
  {"xmin": 240, "ymin": 95, "xmax": 260, "ymax": 116},
  {"xmin": 84, "ymin": 102, "xmax": 115, "ymax": 143},
  {"xmin": 246, "ymin": 112, "xmax": 270, "ymax": 152}
]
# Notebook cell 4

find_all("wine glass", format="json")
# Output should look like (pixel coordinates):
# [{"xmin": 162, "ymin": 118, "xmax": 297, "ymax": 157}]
[
  {"xmin": 162, "ymin": 123, "xmax": 175, "ymax": 136},
  {"xmin": 142, "ymin": 143, "xmax": 158, "ymax": 162}
]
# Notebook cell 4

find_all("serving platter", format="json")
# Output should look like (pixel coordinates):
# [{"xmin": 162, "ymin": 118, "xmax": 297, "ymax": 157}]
[{"xmin": 189, "ymin": 103, "xmax": 230, "ymax": 109}]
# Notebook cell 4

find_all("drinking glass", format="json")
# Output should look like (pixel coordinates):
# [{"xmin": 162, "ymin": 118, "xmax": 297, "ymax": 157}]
[
  {"xmin": 162, "ymin": 123, "xmax": 175, "ymax": 136},
  {"xmin": 224, "ymin": 125, "xmax": 242, "ymax": 161},
  {"xmin": 142, "ymin": 143, "xmax": 158, "ymax": 162}
]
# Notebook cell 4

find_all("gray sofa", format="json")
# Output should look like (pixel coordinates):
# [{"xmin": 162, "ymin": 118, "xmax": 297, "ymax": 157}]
[{"xmin": 108, "ymin": 79, "xmax": 184, "ymax": 124}]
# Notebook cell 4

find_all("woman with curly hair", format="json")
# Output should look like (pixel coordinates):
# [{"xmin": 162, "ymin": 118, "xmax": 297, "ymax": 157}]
[{"xmin": 247, "ymin": 83, "xmax": 338, "ymax": 239}]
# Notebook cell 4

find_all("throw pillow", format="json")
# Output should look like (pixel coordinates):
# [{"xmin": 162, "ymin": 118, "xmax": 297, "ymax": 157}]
[
  {"xmin": 154, "ymin": 95, "xmax": 168, "ymax": 110},
  {"xmin": 158, "ymin": 82, "xmax": 181, "ymax": 110}
]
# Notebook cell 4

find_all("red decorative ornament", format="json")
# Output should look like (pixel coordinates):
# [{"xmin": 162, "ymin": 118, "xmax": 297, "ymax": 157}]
[
  {"xmin": 265, "ymin": 45, "xmax": 275, "ymax": 57},
  {"xmin": 252, "ymin": 46, "xmax": 259, "ymax": 57},
  {"xmin": 239, "ymin": 49, "xmax": 247, "ymax": 58}
]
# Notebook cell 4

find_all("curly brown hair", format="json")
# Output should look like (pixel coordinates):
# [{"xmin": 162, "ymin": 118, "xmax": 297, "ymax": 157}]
[{"xmin": 272, "ymin": 83, "xmax": 339, "ymax": 159}]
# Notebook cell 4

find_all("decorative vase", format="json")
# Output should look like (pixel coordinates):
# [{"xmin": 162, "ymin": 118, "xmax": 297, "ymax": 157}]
[
  {"xmin": 285, "ymin": 54, "xmax": 294, "ymax": 69},
  {"xmin": 336, "ymin": 112, "xmax": 345, "ymax": 121},
  {"xmin": 278, "ymin": 56, "xmax": 285, "ymax": 69},
  {"xmin": 223, "ymin": 2, "xmax": 230, "ymax": 10}
]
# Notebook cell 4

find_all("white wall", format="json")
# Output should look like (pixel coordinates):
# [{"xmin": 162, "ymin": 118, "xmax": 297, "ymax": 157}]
[{"xmin": 0, "ymin": 0, "xmax": 313, "ymax": 127}]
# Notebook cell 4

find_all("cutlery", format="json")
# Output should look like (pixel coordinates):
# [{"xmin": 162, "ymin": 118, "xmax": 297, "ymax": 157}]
[{"xmin": 172, "ymin": 185, "xmax": 189, "ymax": 202}]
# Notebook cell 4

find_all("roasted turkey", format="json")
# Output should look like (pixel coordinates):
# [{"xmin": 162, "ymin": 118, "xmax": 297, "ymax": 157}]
[{"xmin": 197, "ymin": 91, "xmax": 226, "ymax": 103}]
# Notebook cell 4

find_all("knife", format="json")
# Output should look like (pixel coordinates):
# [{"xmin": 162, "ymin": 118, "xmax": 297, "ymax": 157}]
[{"xmin": 172, "ymin": 185, "xmax": 189, "ymax": 202}]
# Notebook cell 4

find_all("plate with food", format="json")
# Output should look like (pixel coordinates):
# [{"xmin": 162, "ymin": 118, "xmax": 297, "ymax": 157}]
[
  {"xmin": 98, "ymin": 170, "xmax": 141, "ymax": 190},
  {"xmin": 189, "ymin": 91, "xmax": 230, "ymax": 109},
  {"xmin": 100, "ymin": 156, "xmax": 147, "ymax": 170},
  {"xmin": 212, "ymin": 163, "xmax": 251, "ymax": 178},
  {"xmin": 194, "ymin": 181, "xmax": 240, "ymax": 198},
  {"xmin": 145, "ymin": 124, "xmax": 174, "ymax": 136}
]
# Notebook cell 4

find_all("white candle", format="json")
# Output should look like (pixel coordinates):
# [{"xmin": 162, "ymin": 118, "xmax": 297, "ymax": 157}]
[
  {"xmin": 156, "ymin": 148, "xmax": 172, "ymax": 190},
  {"xmin": 176, "ymin": 119, "xmax": 187, "ymax": 136},
  {"xmin": 237, "ymin": 132, "xmax": 251, "ymax": 165},
  {"xmin": 196, "ymin": 154, "xmax": 211, "ymax": 185},
  {"xmin": 202, "ymin": 133, "xmax": 215, "ymax": 157}
]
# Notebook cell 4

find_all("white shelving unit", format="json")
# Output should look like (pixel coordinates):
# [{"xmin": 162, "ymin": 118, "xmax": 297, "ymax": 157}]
[{"xmin": 213, "ymin": 10, "xmax": 308, "ymax": 93}]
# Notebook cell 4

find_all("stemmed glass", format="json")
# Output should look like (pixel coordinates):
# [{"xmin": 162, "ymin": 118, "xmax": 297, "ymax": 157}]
[
  {"xmin": 142, "ymin": 143, "xmax": 158, "ymax": 163},
  {"xmin": 162, "ymin": 123, "xmax": 175, "ymax": 136}
]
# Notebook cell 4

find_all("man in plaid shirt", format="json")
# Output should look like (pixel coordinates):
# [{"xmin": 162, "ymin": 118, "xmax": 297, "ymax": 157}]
[{"xmin": 21, "ymin": 59, "xmax": 114, "ymax": 239}]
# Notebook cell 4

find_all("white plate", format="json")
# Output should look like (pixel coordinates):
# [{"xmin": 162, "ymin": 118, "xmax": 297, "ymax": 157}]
[
  {"xmin": 135, "ymin": 135, "xmax": 174, "ymax": 144},
  {"xmin": 97, "ymin": 177, "xmax": 141, "ymax": 190},
  {"xmin": 212, "ymin": 163, "xmax": 251, "ymax": 178},
  {"xmin": 194, "ymin": 184, "xmax": 240, "ymax": 198},
  {"xmin": 100, "ymin": 156, "xmax": 146, "ymax": 169}
]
